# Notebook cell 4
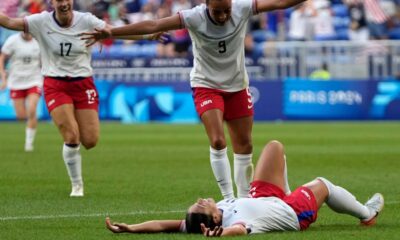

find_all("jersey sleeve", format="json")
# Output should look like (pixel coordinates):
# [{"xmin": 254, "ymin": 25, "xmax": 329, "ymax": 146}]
[
  {"xmin": 1, "ymin": 35, "xmax": 15, "ymax": 55},
  {"xmin": 85, "ymin": 12, "xmax": 106, "ymax": 30},
  {"xmin": 179, "ymin": 5, "xmax": 204, "ymax": 30},
  {"xmin": 236, "ymin": 0, "xmax": 257, "ymax": 17},
  {"xmin": 24, "ymin": 11, "xmax": 47, "ymax": 38}
]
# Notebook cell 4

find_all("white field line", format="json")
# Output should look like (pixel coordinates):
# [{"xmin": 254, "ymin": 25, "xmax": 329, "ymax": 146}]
[
  {"xmin": 0, "ymin": 210, "xmax": 184, "ymax": 221},
  {"xmin": 1, "ymin": 201, "xmax": 399, "ymax": 222}
]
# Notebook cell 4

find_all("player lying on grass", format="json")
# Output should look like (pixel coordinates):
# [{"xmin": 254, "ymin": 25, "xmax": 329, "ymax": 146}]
[{"xmin": 106, "ymin": 140, "xmax": 384, "ymax": 236}]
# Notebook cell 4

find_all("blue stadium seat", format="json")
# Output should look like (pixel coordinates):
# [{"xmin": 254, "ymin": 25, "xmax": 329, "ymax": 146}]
[
  {"xmin": 389, "ymin": 27, "xmax": 400, "ymax": 39},
  {"xmin": 252, "ymin": 42, "xmax": 265, "ymax": 59},
  {"xmin": 333, "ymin": 16, "xmax": 350, "ymax": 31},
  {"xmin": 252, "ymin": 30, "xmax": 276, "ymax": 43},
  {"xmin": 332, "ymin": 4, "xmax": 349, "ymax": 17},
  {"xmin": 336, "ymin": 29, "xmax": 350, "ymax": 40}
]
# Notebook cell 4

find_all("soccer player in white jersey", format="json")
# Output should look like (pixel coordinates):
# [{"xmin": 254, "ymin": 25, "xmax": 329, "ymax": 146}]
[
  {"xmin": 104, "ymin": 140, "xmax": 384, "ymax": 236},
  {"xmin": 0, "ymin": 32, "xmax": 42, "ymax": 152},
  {"xmin": 83, "ymin": 0, "xmax": 310, "ymax": 200},
  {"xmin": 0, "ymin": 0, "xmax": 162, "ymax": 197}
]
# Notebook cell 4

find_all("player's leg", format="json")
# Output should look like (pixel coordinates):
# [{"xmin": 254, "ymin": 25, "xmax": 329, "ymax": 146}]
[
  {"xmin": 193, "ymin": 87, "xmax": 234, "ymax": 200},
  {"xmin": 225, "ymin": 88, "xmax": 254, "ymax": 198},
  {"xmin": 252, "ymin": 140, "xmax": 291, "ymax": 194},
  {"xmin": 12, "ymin": 93, "xmax": 28, "ymax": 151},
  {"xmin": 201, "ymin": 109, "xmax": 234, "ymax": 199},
  {"xmin": 305, "ymin": 178, "xmax": 384, "ymax": 225},
  {"xmin": 226, "ymin": 116, "xmax": 253, "ymax": 198},
  {"xmin": 24, "ymin": 92, "xmax": 40, "ymax": 151},
  {"xmin": 12, "ymin": 98, "xmax": 27, "ymax": 120},
  {"xmin": 51, "ymin": 104, "xmax": 83, "ymax": 196},
  {"xmin": 75, "ymin": 109, "xmax": 99, "ymax": 149}
]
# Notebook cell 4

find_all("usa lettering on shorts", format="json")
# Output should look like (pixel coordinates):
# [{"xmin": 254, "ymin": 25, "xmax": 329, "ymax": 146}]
[
  {"xmin": 48, "ymin": 99, "xmax": 56, "ymax": 106},
  {"xmin": 201, "ymin": 99, "xmax": 212, "ymax": 107}
]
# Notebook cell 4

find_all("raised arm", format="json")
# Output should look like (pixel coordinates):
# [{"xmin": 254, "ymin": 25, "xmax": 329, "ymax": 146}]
[
  {"xmin": 105, "ymin": 217, "xmax": 183, "ymax": 233},
  {"xmin": 256, "ymin": 0, "xmax": 308, "ymax": 12},
  {"xmin": 0, "ymin": 13, "xmax": 24, "ymax": 31},
  {"xmin": 111, "ymin": 15, "xmax": 182, "ymax": 37}
]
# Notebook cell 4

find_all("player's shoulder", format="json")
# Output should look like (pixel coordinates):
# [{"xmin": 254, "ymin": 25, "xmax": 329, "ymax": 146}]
[
  {"xmin": 7, "ymin": 33, "xmax": 21, "ymax": 41},
  {"xmin": 73, "ymin": 11, "xmax": 100, "ymax": 21},
  {"xmin": 232, "ymin": 0, "xmax": 254, "ymax": 14},
  {"xmin": 180, "ymin": 4, "xmax": 206, "ymax": 27}
]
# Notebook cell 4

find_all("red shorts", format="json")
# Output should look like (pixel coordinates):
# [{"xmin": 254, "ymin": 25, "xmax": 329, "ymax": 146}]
[
  {"xmin": 10, "ymin": 86, "xmax": 42, "ymax": 99},
  {"xmin": 249, "ymin": 180, "xmax": 318, "ymax": 230},
  {"xmin": 192, "ymin": 87, "xmax": 254, "ymax": 121},
  {"xmin": 43, "ymin": 76, "xmax": 99, "ymax": 113}
]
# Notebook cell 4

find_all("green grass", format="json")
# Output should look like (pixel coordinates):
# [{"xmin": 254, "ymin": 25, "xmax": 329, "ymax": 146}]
[{"xmin": 0, "ymin": 121, "xmax": 399, "ymax": 240}]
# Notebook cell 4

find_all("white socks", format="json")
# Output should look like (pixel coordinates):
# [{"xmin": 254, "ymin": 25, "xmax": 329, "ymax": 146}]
[
  {"xmin": 283, "ymin": 155, "xmax": 291, "ymax": 195},
  {"xmin": 234, "ymin": 153, "xmax": 253, "ymax": 198},
  {"xmin": 25, "ymin": 127, "xmax": 36, "ymax": 147},
  {"xmin": 317, "ymin": 177, "xmax": 371, "ymax": 219},
  {"xmin": 210, "ymin": 147, "xmax": 234, "ymax": 199},
  {"xmin": 63, "ymin": 144, "xmax": 83, "ymax": 186}
]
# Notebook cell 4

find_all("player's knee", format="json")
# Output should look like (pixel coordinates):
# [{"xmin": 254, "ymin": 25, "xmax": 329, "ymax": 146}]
[
  {"xmin": 81, "ymin": 137, "xmax": 98, "ymax": 150},
  {"xmin": 27, "ymin": 110, "xmax": 36, "ymax": 120},
  {"xmin": 58, "ymin": 125, "xmax": 80, "ymax": 143},
  {"xmin": 15, "ymin": 112, "xmax": 27, "ymax": 120},
  {"xmin": 210, "ymin": 137, "xmax": 226, "ymax": 150},
  {"xmin": 316, "ymin": 177, "xmax": 332, "ymax": 196},
  {"xmin": 265, "ymin": 140, "xmax": 284, "ymax": 152}
]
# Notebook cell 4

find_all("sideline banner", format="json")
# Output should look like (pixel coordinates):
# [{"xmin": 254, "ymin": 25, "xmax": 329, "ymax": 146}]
[{"xmin": 0, "ymin": 80, "xmax": 399, "ymax": 122}]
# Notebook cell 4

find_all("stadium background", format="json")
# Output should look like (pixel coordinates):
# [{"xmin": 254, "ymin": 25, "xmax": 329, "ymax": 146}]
[{"xmin": 1, "ymin": 0, "xmax": 400, "ymax": 122}]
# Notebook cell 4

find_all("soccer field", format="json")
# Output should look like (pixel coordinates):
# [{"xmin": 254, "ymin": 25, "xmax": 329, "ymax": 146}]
[{"xmin": 0, "ymin": 121, "xmax": 399, "ymax": 240}]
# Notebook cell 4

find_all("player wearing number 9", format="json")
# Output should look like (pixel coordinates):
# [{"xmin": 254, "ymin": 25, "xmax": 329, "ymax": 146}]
[
  {"xmin": 82, "ymin": 0, "xmax": 309, "ymax": 200},
  {"xmin": 0, "ymin": 0, "xmax": 161, "ymax": 197}
]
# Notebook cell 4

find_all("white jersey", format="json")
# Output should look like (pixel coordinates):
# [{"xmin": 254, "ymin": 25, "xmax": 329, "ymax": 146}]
[
  {"xmin": 24, "ymin": 11, "xmax": 105, "ymax": 77},
  {"xmin": 217, "ymin": 197, "xmax": 300, "ymax": 234},
  {"xmin": 179, "ymin": 0, "xmax": 256, "ymax": 92},
  {"xmin": 1, "ymin": 33, "xmax": 42, "ymax": 90}
]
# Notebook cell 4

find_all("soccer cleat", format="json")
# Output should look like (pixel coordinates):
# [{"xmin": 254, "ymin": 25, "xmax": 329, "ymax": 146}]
[
  {"xmin": 24, "ymin": 143, "xmax": 34, "ymax": 152},
  {"xmin": 360, "ymin": 193, "xmax": 384, "ymax": 226},
  {"xmin": 70, "ymin": 183, "xmax": 84, "ymax": 197}
]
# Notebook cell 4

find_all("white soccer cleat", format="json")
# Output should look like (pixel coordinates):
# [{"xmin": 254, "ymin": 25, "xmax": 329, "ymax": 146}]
[
  {"xmin": 70, "ymin": 183, "xmax": 84, "ymax": 197},
  {"xmin": 360, "ymin": 193, "xmax": 384, "ymax": 226},
  {"xmin": 24, "ymin": 143, "xmax": 34, "ymax": 152}
]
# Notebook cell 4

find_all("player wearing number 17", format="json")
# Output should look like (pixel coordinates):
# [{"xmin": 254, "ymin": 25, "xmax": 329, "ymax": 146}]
[
  {"xmin": 0, "ymin": 0, "xmax": 161, "ymax": 197},
  {"xmin": 83, "ymin": 0, "xmax": 308, "ymax": 199}
]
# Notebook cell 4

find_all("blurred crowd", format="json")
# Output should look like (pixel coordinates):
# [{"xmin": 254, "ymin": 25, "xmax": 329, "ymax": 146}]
[{"xmin": 1, "ymin": 0, "xmax": 400, "ymax": 58}]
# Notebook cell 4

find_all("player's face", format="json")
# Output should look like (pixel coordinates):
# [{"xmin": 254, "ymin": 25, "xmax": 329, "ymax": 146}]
[
  {"xmin": 52, "ymin": 0, "xmax": 73, "ymax": 17},
  {"xmin": 189, "ymin": 198, "xmax": 220, "ymax": 217},
  {"xmin": 207, "ymin": 0, "xmax": 232, "ymax": 26}
]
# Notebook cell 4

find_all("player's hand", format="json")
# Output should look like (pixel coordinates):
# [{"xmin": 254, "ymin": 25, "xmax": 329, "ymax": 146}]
[
  {"xmin": 81, "ymin": 27, "xmax": 112, "ymax": 47},
  {"xmin": 201, "ymin": 223, "xmax": 223, "ymax": 237},
  {"xmin": 105, "ymin": 217, "xmax": 131, "ymax": 233},
  {"xmin": 148, "ymin": 32, "xmax": 169, "ymax": 43}
]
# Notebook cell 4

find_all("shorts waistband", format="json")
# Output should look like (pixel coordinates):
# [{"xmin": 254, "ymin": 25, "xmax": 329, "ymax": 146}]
[{"xmin": 45, "ymin": 76, "xmax": 89, "ymax": 82}]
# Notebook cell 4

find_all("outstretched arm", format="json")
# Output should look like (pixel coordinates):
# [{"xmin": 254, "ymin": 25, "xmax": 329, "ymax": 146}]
[
  {"xmin": 0, "ymin": 53, "xmax": 8, "ymax": 90},
  {"xmin": 257, "ymin": 0, "xmax": 308, "ymax": 12},
  {"xmin": 111, "ymin": 15, "xmax": 181, "ymax": 37},
  {"xmin": 0, "ymin": 13, "xmax": 24, "ymax": 31},
  {"xmin": 105, "ymin": 217, "xmax": 183, "ymax": 233},
  {"xmin": 82, "ymin": 15, "xmax": 181, "ymax": 45}
]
